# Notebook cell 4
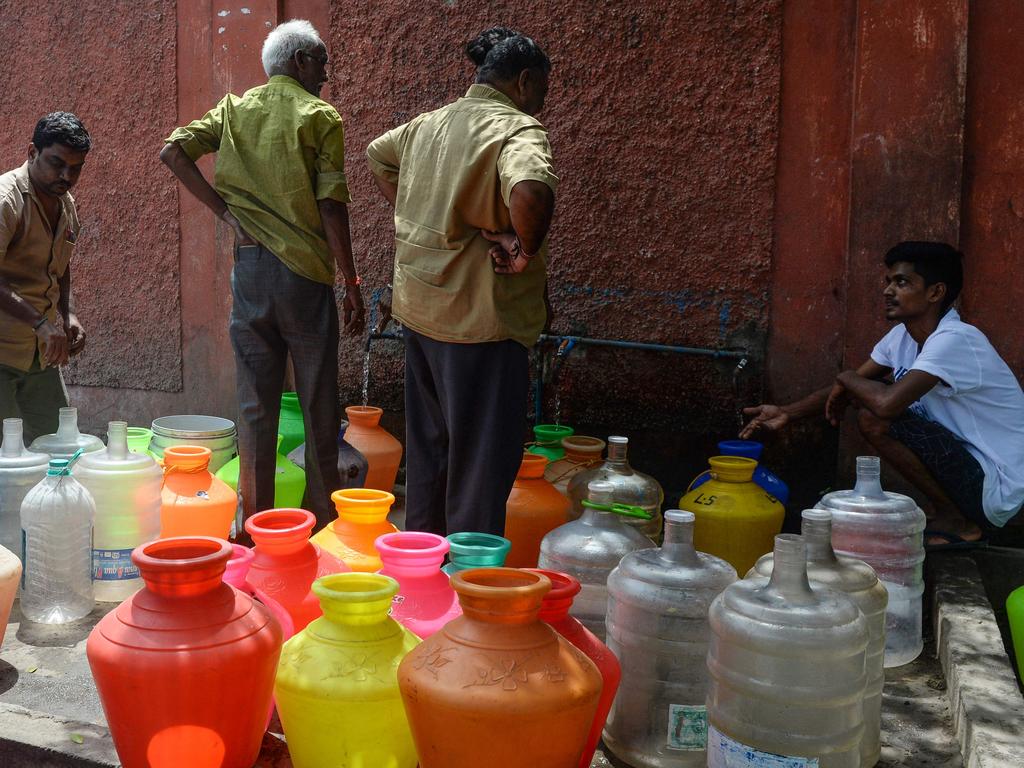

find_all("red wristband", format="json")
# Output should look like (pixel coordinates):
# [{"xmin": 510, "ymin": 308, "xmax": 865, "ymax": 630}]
[{"xmin": 344, "ymin": 276, "xmax": 362, "ymax": 287}]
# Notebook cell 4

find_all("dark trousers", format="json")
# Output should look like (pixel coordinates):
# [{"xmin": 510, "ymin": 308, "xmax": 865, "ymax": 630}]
[
  {"xmin": 404, "ymin": 327, "xmax": 529, "ymax": 537},
  {"xmin": 0, "ymin": 354, "xmax": 68, "ymax": 444},
  {"xmin": 230, "ymin": 244, "xmax": 341, "ymax": 530}
]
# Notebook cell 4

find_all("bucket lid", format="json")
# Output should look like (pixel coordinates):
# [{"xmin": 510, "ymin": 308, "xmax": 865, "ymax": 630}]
[{"xmin": 151, "ymin": 415, "xmax": 236, "ymax": 439}]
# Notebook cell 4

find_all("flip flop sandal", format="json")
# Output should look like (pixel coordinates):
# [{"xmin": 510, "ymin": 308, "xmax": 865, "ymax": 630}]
[{"xmin": 924, "ymin": 528, "xmax": 989, "ymax": 552}]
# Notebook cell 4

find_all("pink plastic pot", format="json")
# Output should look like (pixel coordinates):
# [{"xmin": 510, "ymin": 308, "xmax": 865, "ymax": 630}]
[
  {"xmin": 375, "ymin": 531, "xmax": 461, "ymax": 638},
  {"xmin": 224, "ymin": 544, "xmax": 295, "ymax": 639}
]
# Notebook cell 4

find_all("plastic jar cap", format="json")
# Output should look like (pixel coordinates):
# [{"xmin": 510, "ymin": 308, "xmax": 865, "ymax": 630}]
[
  {"xmin": 607, "ymin": 435, "xmax": 628, "ymax": 445},
  {"xmin": 664, "ymin": 510, "xmax": 695, "ymax": 524}
]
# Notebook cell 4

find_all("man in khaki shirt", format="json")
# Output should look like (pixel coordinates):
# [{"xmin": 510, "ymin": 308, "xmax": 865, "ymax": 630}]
[
  {"xmin": 161, "ymin": 20, "xmax": 362, "ymax": 534},
  {"xmin": 0, "ymin": 113, "xmax": 90, "ymax": 441},
  {"xmin": 368, "ymin": 28, "xmax": 557, "ymax": 537}
]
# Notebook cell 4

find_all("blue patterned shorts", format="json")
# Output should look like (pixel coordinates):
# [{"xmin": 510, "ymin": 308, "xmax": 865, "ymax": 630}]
[{"xmin": 888, "ymin": 411, "xmax": 988, "ymax": 527}]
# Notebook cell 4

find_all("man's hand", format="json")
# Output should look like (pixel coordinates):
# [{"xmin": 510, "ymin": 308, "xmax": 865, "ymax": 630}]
[
  {"xmin": 36, "ymin": 319, "xmax": 69, "ymax": 367},
  {"xmin": 483, "ymin": 230, "xmax": 532, "ymax": 275},
  {"xmin": 342, "ymin": 285, "xmax": 365, "ymax": 336},
  {"xmin": 739, "ymin": 404, "xmax": 789, "ymax": 439},
  {"xmin": 825, "ymin": 380, "xmax": 850, "ymax": 426},
  {"xmin": 221, "ymin": 210, "xmax": 256, "ymax": 246},
  {"xmin": 65, "ymin": 313, "xmax": 86, "ymax": 356}
]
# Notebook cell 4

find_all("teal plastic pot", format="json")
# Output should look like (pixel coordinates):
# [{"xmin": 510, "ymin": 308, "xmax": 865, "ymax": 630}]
[
  {"xmin": 442, "ymin": 532, "xmax": 512, "ymax": 575},
  {"xmin": 216, "ymin": 435, "xmax": 306, "ymax": 509},
  {"xmin": 526, "ymin": 424, "xmax": 574, "ymax": 462}
]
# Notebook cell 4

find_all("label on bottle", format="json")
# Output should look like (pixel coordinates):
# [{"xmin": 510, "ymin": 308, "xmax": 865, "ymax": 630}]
[
  {"xmin": 707, "ymin": 726, "xmax": 819, "ymax": 767},
  {"xmin": 92, "ymin": 548, "xmax": 139, "ymax": 581},
  {"xmin": 668, "ymin": 704, "xmax": 707, "ymax": 750}
]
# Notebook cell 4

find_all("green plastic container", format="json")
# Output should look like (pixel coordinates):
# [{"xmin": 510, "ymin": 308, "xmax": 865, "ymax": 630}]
[
  {"xmin": 126, "ymin": 427, "xmax": 155, "ymax": 457},
  {"xmin": 442, "ymin": 532, "xmax": 512, "ymax": 575},
  {"xmin": 526, "ymin": 424, "xmax": 574, "ymax": 462},
  {"xmin": 1008, "ymin": 585, "xmax": 1024, "ymax": 677},
  {"xmin": 278, "ymin": 392, "xmax": 306, "ymax": 456},
  {"xmin": 215, "ymin": 434, "xmax": 306, "ymax": 509}
]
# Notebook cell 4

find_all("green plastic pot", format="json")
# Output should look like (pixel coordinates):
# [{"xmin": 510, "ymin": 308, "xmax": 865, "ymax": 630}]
[
  {"xmin": 526, "ymin": 424, "xmax": 574, "ymax": 462},
  {"xmin": 215, "ymin": 434, "xmax": 306, "ymax": 509}
]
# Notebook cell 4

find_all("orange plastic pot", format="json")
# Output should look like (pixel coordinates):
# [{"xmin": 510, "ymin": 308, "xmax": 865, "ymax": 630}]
[
  {"xmin": 159, "ymin": 445, "xmax": 237, "ymax": 539},
  {"xmin": 244, "ymin": 509, "xmax": 348, "ymax": 632},
  {"xmin": 504, "ymin": 453, "xmax": 571, "ymax": 568},
  {"xmin": 86, "ymin": 537, "xmax": 282, "ymax": 768},
  {"xmin": 311, "ymin": 488, "xmax": 399, "ymax": 572},
  {"xmin": 398, "ymin": 568, "xmax": 603, "ymax": 768},
  {"xmin": 343, "ymin": 406, "xmax": 403, "ymax": 492}
]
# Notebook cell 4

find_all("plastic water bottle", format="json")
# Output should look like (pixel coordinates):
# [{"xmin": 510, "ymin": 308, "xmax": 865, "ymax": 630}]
[{"xmin": 20, "ymin": 455, "xmax": 95, "ymax": 623}]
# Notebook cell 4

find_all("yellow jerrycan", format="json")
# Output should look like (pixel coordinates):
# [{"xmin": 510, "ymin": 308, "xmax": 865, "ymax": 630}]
[{"xmin": 678, "ymin": 456, "xmax": 784, "ymax": 575}]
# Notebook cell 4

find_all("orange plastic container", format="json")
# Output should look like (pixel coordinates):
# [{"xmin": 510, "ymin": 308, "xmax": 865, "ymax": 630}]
[
  {"xmin": 159, "ymin": 445, "xmax": 237, "ymax": 539},
  {"xmin": 311, "ymin": 488, "xmax": 399, "ymax": 572},
  {"xmin": 504, "ymin": 453, "xmax": 571, "ymax": 568},
  {"xmin": 343, "ymin": 406, "xmax": 403, "ymax": 492},
  {"xmin": 86, "ymin": 537, "xmax": 282, "ymax": 768},
  {"xmin": 398, "ymin": 568, "xmax": 603, "ymax": 768},
  {"xmin": 245, "ymin": 509, "xmax": 349, "ymax": 632}
]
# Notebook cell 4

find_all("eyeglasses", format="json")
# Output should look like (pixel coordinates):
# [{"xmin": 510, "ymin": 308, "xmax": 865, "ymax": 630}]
[{"xmin": 301, "ymin": 50, "xmax": 329, "ymax": 66}]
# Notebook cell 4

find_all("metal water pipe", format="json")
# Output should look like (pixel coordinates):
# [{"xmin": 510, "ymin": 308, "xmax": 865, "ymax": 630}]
[{"xmin": 363, "ymin": 329, "xmax": 751, "ymax": 425}]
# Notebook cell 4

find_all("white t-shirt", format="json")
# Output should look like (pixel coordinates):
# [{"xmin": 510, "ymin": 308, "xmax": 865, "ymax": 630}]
[{"xmin": 871, "ymin": 308, "xmax": 1024, "ymax": 525}]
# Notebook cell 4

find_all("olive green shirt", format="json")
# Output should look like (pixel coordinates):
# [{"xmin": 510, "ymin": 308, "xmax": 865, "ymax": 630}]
[
  {"xmin": 165, "ymin": 75, "xmax": 351, "ymax": 285},
  {"xmin": 0, "ymin": 162, "xmax": 80, "ymax": 372},
  {"xmin": 367, "ymin": 84, "xmax": 558, "ymax": 348}
]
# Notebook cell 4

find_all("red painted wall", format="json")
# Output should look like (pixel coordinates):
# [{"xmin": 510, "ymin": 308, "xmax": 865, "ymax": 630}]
[
  {"xmin": 2, "ymin": 1, "xmax": 1020, "ymax": 510},
  {"xmin": 0, "ymin": 0, "xmax": 181, "ymax": 393}
]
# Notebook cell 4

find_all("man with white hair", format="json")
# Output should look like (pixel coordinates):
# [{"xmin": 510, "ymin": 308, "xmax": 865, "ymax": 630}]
[{"xmin": 160, "ymin": 19, "xmax": 363, "ymax": 536}]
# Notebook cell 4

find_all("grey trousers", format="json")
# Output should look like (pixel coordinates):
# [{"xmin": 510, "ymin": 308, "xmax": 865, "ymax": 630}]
[
  {"xmin": 230, "ymin": 244, "xmax": 341, "ymax": 531},
  {"xmin": 0, "ymin": 355, "xmax": 68, "ymax": 444},
  {"xmin": 404, "ymin": 327, "xmax": 529, "ymax": 537}
]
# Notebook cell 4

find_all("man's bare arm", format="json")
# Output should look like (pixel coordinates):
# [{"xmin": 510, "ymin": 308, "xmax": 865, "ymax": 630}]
[
  {"xmin": 371, "ymin": 175, "xmax": 398, "ymax": 209},
  {"xmin": 741, "ymin": 359, "xmax": 891, "ymax": 438},
  {"xmin": 836, "ymin": 367, "xmax": 938, "ymax": 420},
  {"xmin": 159, "ymin": 142, "xmax": 254, "ymax": 244},
  {"xmin": 318, "ymin": 198, "xmax": 363, "ymax": 334}
]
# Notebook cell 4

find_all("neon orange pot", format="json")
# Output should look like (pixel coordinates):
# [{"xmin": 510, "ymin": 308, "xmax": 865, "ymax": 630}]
[
  {"xmin": 505, "ymin": 453, "xmax": 571, "ymax": 568},
  {"xmin": 398, "ymin": 568, "xmax": 603, "ymax": 768},
  {"xmin": 245, "ymin": 509, "xmax": 349, "ymax": 632},
  {"xmin": 86, "ymin": 537, "xmax": 281, "ymax": 768},
  {"xmin": 160, "ymin": 445, "xmax": 237, "ymax": 539},
  {"xmin": 311, "ymin": 488, "xmax": 399, "ymax": 572},
  {"xmin": 343, "ymin": 406, "xmax": 403, "ymax": 492}
]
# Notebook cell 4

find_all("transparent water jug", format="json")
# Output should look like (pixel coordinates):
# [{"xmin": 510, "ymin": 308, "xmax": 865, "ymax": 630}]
[
  {"xmin": 567, "ymin": 436, "xmax": 663, "ymax": 540},
  {"xmin": 750, "ymin": 510, "xmax": 887, "ymax": 767},
  {"xmin": 707, "ymin": 535, "xmax": 869, "ymax": 767},
  {"xmin": 29, "ymin": 407, "xmax": 104, "ymax": 460},
  {"xmin": 604, "ymin": 510, "xmax": 737, "ymax": 767},
  {"xmin": 538, "ymin": 480, "xmax": 655, "ymax": 640},
  {"xmin": 0, "ymin": 419, "xmax": 49, "ymax": 558},
  {"xmin": 74, "ymin": 421, "xmax": 164, "ymax": 602},
  {"xmin": 816, "ymin": 455, "xmax": 925, "ymax": 667},
  {"xmin": 20, "ymin": 457, "xmax": 95, "ymax": 623}
]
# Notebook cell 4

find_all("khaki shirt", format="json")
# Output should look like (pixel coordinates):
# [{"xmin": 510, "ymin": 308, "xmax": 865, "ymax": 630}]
[
  {"xmin": 165, "ymin": 75, "xmax": 351, "ymax": 285},
  {"xmin": 0, "ymin": 162, "xmax": 80, "ymax": 372},
  {"xmin": 367, "ymin": 84, "xmax": 558, "ymax": 348}
]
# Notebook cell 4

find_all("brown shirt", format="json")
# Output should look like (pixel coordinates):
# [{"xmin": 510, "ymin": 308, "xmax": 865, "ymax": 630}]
[
  {"xmin": 0, "ymin": 162, "xmax": 80, "ymax": 371},
  {"xmin": 367, "ymin": 85, "xmax": 558, "ymax": 348}
]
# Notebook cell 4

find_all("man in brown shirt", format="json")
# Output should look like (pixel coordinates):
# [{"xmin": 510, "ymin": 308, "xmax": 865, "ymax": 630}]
[
  {"xmin": 0, "ymin": 113, "xmax": 89, "ymax": 441},
  {"xmin": 367, "ymin": 28, "xmax": 556, "ymax": 537}
]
